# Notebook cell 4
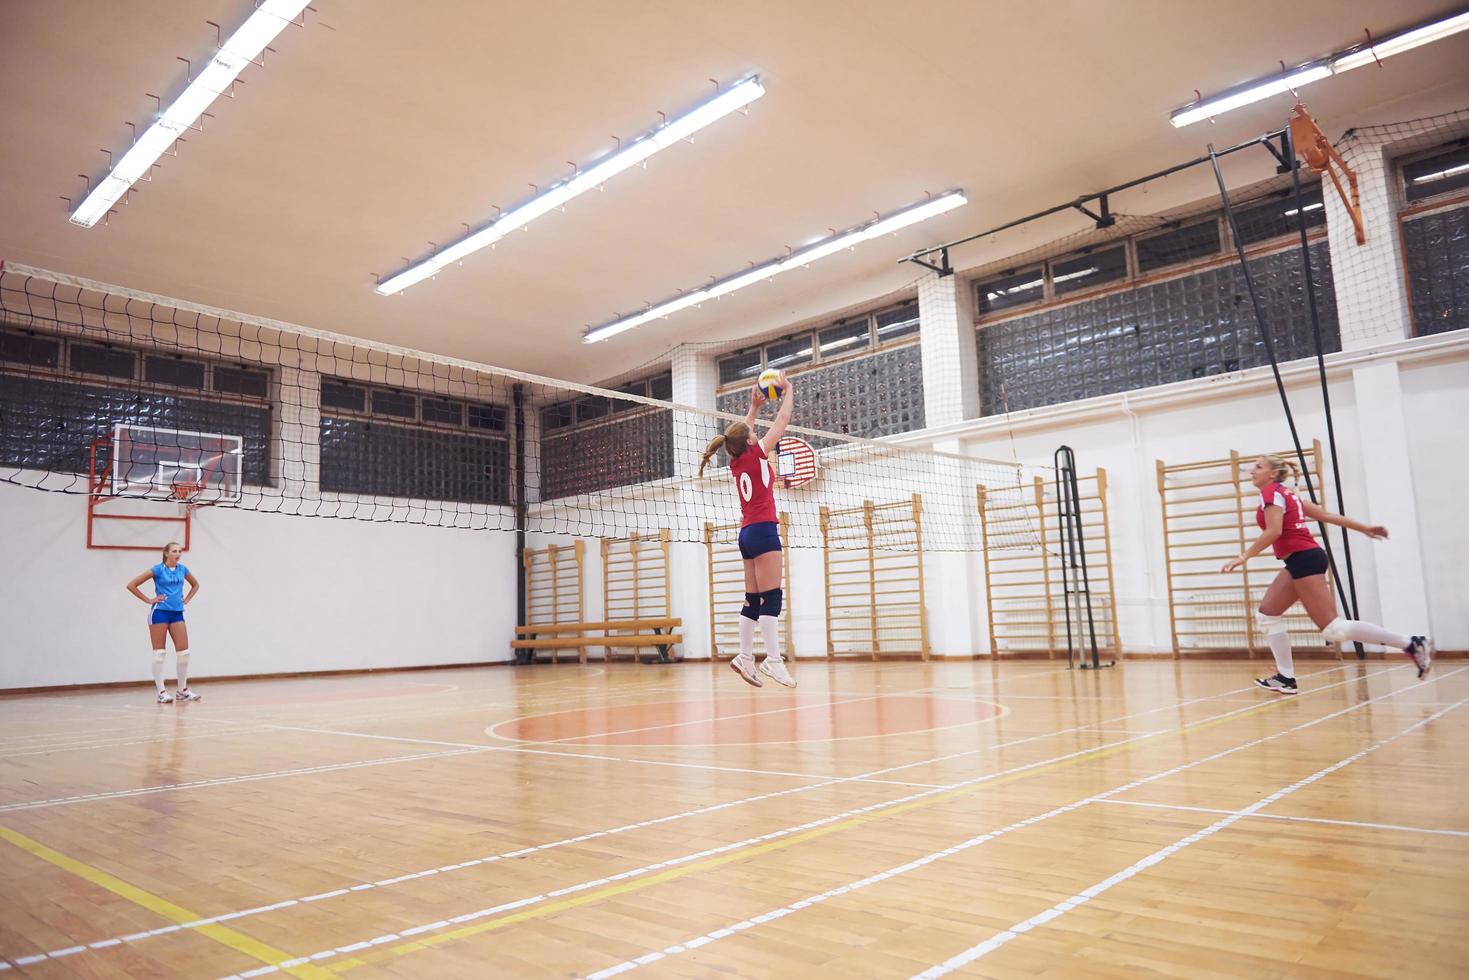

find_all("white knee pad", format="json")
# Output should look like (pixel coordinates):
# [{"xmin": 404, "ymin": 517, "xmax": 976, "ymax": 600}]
[
  {"xmin": 152, "ymin": 649, "xmax": 167, "ymax": 664},
  {"xmin": 176, "ymin": 650, "xmax": 190, "ymax": 662},
  {"xmin": 1321, "ymin": 617, "xmax": 1351, "ymax": 643},
  {"xmin": 1255, "ymin": 612, "xmax": 1288, "ymax": 636}
]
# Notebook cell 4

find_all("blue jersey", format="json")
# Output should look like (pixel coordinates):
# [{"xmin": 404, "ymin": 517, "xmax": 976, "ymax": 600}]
[{"xmin": 151, "ymin": 563, "xmax": 189, "ymax": 612}]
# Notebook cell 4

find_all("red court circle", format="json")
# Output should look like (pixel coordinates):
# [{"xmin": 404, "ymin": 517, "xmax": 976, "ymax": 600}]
[{"xmin": 489, "ymin": 693, "xmax": 1004, "ymax": 746}]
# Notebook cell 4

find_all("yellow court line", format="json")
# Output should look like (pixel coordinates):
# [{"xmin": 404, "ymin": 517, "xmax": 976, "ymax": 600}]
[
  {"xmin": 0, "ymin": 824, "xmax": 334, "ymax": 979},
  {"xmin": 335, "ymin": 695, "xmax": 1292, "ymax": 972}
]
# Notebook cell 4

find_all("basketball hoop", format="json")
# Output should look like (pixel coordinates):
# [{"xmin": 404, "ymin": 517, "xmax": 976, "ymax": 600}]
[{"xmin": 170, "ymin": 480, "xmax": 206, "ymax": 510}]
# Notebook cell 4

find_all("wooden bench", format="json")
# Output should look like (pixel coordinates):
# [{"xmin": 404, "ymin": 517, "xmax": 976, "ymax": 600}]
[{"xmin": 511, "ymin": 617, "xmax": 683, "ymax": 664}]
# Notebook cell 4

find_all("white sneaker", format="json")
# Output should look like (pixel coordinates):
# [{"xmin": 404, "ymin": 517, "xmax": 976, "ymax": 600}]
[
  {"xmin": 156, "ymin": 690, "xmax": 175, "ymax": 704},
  {"xmin": 729, "ymin": 653, "xmax": 762, "ymax": 688},
  {"xmin": 758, "ymin": 656, "xmax": 796, "ymax": 688},
  {"xmin": 176, "ymin": 688, "xmax": 202, "ymax": 702}
]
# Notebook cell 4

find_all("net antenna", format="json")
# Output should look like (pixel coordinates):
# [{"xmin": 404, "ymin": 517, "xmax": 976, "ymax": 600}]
[{"xmin": 1290, "ymin": 103, "xmax": 1365, "ymax": 244}]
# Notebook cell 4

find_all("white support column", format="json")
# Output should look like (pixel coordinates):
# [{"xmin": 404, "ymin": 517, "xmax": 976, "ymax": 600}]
[
  {"xmin": 1349, "ymin": 361, "xmax": 1431, "ymax": 635},
  {"xmin": 917, "ymin": 272, "xmax": 980, "ymax": 427},
  {"xmin": 670, "ymin": 346, "xmax": 720, "ymax": 658},
  {"xmin": 923, "ymin": 436, "xmax": 984, "ymax": 657},
  {"xmin": 1325, "ymin": 141, "xmax": 1412, "ymax": 350}
]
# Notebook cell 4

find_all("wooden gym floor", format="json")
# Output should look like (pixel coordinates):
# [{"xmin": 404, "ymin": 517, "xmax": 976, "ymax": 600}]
[{"xmin": 1, "ymin": 659, "xmax": 1465, "ymax": 979}]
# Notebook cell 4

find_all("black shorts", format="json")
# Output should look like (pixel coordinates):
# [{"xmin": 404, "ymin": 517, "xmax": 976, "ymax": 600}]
[{"xmin": 1283, "ymin": 547, "xmax": 1329, "ymax": 579}]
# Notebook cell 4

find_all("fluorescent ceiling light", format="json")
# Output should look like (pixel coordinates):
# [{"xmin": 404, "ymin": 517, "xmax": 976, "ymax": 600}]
[
  {"xmin": 1411, "ymin": 161, "xmax": 1469, "ymax": 183},
  {"xmin": 1170, "ymin": 64, "xmax": 1331, "ymax": 128},
  {"xmin": 1051, "ymin": 266, "xmax": 1099, "ymax": 284},
  {"xmin": 583, "ymin": 191, "xmax": 966, "ymax": 344},
  {"xmin": 1283, "ymin": 201, "xmax": 1324, "ymax": 216},
  {"xmin": 1332, "ymin": 11, "xmax": 1469, "ymax": 71},
  {"xmin": 376, "ymin": 76, "xmax": 766, "ymax": 296},
  {"xmin": 1171, "ymin": 10, "xmax": 1469, "ymax": 129},
  {"xmin": 69, "ymin": 0, "xmax": 309, "ymax": 227}
]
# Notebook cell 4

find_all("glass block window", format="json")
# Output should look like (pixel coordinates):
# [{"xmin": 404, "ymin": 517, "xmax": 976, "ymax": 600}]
[
  {"xmin": 1053, "ymin": 246, "xmax": 1128, "ymax": 296},
  {"xmin": 70, "ymin": 344, "xmax": 135, "ymax": 380},
  {"xmin": 976, "ymin": 266, "xmax": 1045, "ymax": 314},
  {"xmin": 421, "ymin": 396, "xmax": 464, "ymax": 426},
  {"xmin": 977, "ymin": 241, "xmax": 1339, "ymax": 414},
  {"xmin": 1404, "ymin": 142, "xmax": 1469, "ymax": 204},
  {"xmin": 1234, "ymin": 185, "xmax": 1326, "ymax": 246},
  {"xmin": 467, "ymin": 403, "xmax": 507, "ymax": 431},
  {"xmin": 541, "ymin": 409, "xmax": 673, "ymax": 499},
  {"xmin": 143, "ymin": 355, "xmax": 206, "ymax": 390},
  {"xmin": 765, "ymin": 333, "xmax": 815, "ymax": 372},
  {"xmin": 541, "ymin": 402, "xmax": 574, "ymax": 431},
  {"xmin": 371, "ymin": 388, "xmax": 417, "ymax": 419},
  {"xmin": 818, "ymin": 318, "xmax": 871, "ymax": 358},
  {"xmin": 575, "ymin": 394, "xmax": 610, "ymax": 423},
  {"xmin": 1402, "ymin": 202, "xmax": 1469, "ymax": 337},
  {"xmin": 319, "ymin": 417, "xmax": 509, "ymax": 505},
  {"xmin": 213, "ymin": 365, "xmax": 270, "ymax": 398},
  {"xmin": 874, "ymin": 301, "xmax": 920, "ymax": 341},
  {"xmin": 0, "ymin": 330, "xmax": 62, "ymax": 369},
  {"xmin": 320, "ymin": 378, "xmax": 366, "ymax": 412},
  {"xmin": 718, "ymin": 347, "xmax": 763, "ymax": 386},
  {"xmin": 1136, "ymin": 220, "xmax": 1221, "ymax": 273},
  {"xmin": 0, "ymin": 374, "xmax": 271, "ymax": 484}
]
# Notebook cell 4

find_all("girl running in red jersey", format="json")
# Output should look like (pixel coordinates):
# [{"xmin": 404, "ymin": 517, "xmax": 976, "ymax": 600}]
[
  {"xmin": 1223, "ymin": 455, "xmax": 1432, "ymax": 694},
  {"xmin": 699, "ymin": 374, "xmax": 796, "ymax": 688}
]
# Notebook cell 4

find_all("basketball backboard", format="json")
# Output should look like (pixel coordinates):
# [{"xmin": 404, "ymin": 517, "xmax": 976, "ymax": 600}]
[{"xmin": 111, "ymin": 423, "xmax": 244, "ymax": 504}]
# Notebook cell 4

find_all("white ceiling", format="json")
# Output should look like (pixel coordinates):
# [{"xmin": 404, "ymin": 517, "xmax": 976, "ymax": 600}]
[{"xmin": 2, "ymin": 1, "xmax": 1467, "ymax": 383}]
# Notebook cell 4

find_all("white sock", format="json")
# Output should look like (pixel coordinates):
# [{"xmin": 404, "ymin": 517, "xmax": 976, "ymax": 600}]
[
  {"xmin": 151, "ymin": 652, "xmax": 166, "ymax": 693},
  {"xmin": 739, "ymin": 617, "xmax": 756, "ymax": 660},
  {"xmin": 176, "ymin": 651, "xmax": 190, "ymax": 689},
  {"xmin": 759, "ymin": 616, "xmax": 781, "ymax": 662},
  {"xmin": 1338, "ymin": 620, "xmax": 1411, "ymax": 650},
  {"xmin": 1265, "ymin": 631, "xmax": 1295, "ymax": 679}
]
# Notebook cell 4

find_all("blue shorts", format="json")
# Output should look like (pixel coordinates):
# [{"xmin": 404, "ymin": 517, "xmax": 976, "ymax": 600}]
[
  {"xmin": 150, "ymin": 608, "xmax": 185, "ymax": 625},
  {"xmin": 738, "ymin": 521, "xmax": 782, "ymax": 560}
]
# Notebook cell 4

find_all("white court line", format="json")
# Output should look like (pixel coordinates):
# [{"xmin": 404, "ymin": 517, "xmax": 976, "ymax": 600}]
[
  {"xmin": 502, "ymin": 686, "xmax": 974, "ymax": 746},
  {"xmin": 0, "ymin": 727, "xmax": 269, "ymax": 760},
  {"xmin": 1094, "ymin": 798, "xmax": 1469, "ymax": 838},
  {"xmin": 9, "ymin": 733, "xmax": 1165, "ymax": 972},
  {"xmin": 0, "ymin": 664, "xmax": 1357, "ymax": 971},
  {"xmin": 209, "ymin": 667, "xmax": 1409, "ymax": 980},
  {"xmin": 0, "ymin": 662, "xmax": 1349, "ymax": 816},
  {"xmin": 911, "ymin": 691, "xmax": 1469, "ymax": 978},
  {"xmin": 0, "ymin": 746, "xmax": 497, "ymax": 813},
  {"xmin": 580, "ymin": 666, "xmax": 1465, "ymax": 979},
  {"xmin": 267, "ymin": 725, "xmax": 949, "ymax": 789}
]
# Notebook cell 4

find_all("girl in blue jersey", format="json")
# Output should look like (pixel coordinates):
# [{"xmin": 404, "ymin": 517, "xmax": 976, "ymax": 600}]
[{"xmin": 126, "ymin": 542, "xmax": 201, "ymax": 703}]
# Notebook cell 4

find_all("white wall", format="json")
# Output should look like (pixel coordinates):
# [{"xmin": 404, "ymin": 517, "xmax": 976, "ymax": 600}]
[
  {"xmin": 897, "ymin": 334, "xmax": 1469, "ymax": 654},
  {"xmin": 0, "ymin": 483, "xmax": 517, "ymax": 689}
]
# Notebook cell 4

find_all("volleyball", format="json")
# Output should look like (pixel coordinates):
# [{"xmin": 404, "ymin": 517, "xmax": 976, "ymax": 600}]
[{"xmin": 757, "ymin": 368, "xmax": 784, "ymax": 401}]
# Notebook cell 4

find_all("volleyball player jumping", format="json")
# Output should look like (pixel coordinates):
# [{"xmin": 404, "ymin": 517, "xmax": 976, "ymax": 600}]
[
  {"xmin": 699, "ymin": 374, "xmax": 796, "ymax": 688},
  {"xmin": 1223, "ymin": 455, "xmax": 1432, "ymax": 694}
]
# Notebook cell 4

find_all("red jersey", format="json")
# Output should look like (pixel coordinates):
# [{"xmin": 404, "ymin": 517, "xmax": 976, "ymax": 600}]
[
  {"xmin": 729, "ymin": 445, "xmax": 777, "ymax": 527},
  {"xmin": 1256, "ymin": 481, "xmax": 1316, "ymax": 559}
]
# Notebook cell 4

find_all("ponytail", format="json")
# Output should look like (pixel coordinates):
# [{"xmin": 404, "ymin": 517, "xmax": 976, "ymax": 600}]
[
  {"xmin": 698, "ymin": 435, "xmax": 726, "ymax": 477},
  {"xmin": 698, "ymin": 421, "xmax": 752, "ymax": 477}
]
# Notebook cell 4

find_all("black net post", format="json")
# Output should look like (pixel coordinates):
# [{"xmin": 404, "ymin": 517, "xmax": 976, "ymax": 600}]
[
  {"xmin": 1282, "ymin": 124, "xmax": 1366, "ymax": 657},
  {"xmin": 1207, "ymin": 144, "xmax": 1356, "ymax": 625}
]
